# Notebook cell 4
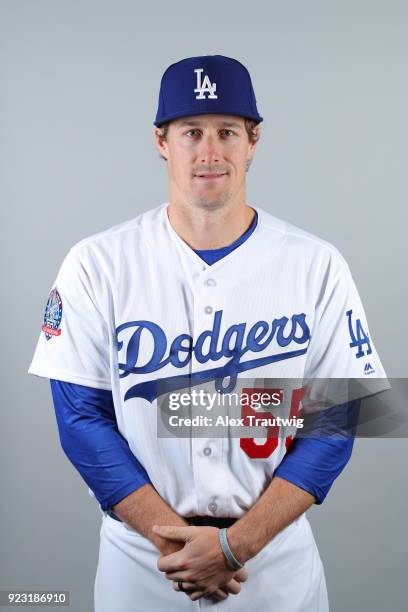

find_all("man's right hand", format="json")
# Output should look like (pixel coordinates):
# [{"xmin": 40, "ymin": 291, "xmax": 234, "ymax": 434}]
[
  {"xmin": 175, "ymin": 567, "xmax": 248, "ymax": 603},
  {"xmin": 160, "ymin": 539, "xmax": 248, "ymax": 602},
  {"xmin": 207, "ymin": 566, "xmax": 249, "ymax": 602}
]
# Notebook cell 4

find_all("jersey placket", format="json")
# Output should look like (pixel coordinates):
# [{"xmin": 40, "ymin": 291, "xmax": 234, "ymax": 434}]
[
  {"xmin": 164, "ymin": 207, "xmax": 236, "ymax": 517},
  {"xmin": 190, "ymin": 266, "xmax": 232, "ymax": 518}
]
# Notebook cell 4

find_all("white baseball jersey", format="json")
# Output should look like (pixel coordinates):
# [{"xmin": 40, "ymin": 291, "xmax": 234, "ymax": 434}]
[
  {"xmin": 28, "ymin": 202, "xmax": 388, "ymax": 518},
  {"xmin": 29, "ymin": 202, "xmax": 390, "ymax": 611}
]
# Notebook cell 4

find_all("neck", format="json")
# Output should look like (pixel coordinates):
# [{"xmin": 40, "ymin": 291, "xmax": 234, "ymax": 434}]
[{"xmin": 166, "ymin": 199, "xmax": 255, "ymax": 250}]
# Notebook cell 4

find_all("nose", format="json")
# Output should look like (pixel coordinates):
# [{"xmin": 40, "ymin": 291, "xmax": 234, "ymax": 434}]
[{"xmin": 197, "ymin": 133, "xmax": 220, "ymax": 165}]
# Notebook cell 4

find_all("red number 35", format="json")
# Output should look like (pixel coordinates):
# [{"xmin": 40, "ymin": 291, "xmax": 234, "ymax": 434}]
[{"xmin": 240, "ymin": 387, "xmax": 303, "ymax": 459}]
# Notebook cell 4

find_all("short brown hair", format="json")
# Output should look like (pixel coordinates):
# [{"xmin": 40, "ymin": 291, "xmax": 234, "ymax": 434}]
[{"xmin": 157, "ymin": 117, "xmax": 260, "ymax": 144}]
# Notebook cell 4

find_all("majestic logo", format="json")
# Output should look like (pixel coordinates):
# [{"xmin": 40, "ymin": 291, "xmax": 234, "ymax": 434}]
[
  {"xmin": 347, "ymin": 309, "xmax": 372, "ymax": 358},
  {"xmin": 364, "ymin": 362, "xmax": 375, "ymax": 375},
  {"xmin": 194, "ymin": 68, "xmax": 218, "ymax": 99},
  {"xmin": 116, "ymin": 309, "xmax": 310, "ymax": 402},
  {"xmin": 42, "ymin": 287, "xmax": 63, "ymax": 340}
]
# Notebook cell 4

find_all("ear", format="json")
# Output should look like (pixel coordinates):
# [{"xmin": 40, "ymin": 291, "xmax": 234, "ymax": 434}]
[
  {"xmin": 154, "ymin": 127, "xmax": 168, "ymax": 161},
  {"xmin": 247, "ymin": 124, "xmax": 261, "ymax": 161}
]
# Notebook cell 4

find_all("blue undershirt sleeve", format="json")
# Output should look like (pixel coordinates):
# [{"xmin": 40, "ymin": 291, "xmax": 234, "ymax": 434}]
[
  {"xmin": 49, "ymin": 379, "xmax": 151, "ymax": 512},
  {"xmin": 274, "ymin": 399, "xmax": 361, "ymax": 504}
]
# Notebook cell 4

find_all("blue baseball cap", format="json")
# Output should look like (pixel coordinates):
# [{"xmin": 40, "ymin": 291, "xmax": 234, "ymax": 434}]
[{"xmin": 154, "ymin": 54, "xmax": 263, "ymax": 126}]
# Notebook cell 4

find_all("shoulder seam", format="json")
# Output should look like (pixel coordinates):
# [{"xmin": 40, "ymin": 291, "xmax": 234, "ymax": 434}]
[
  {"xmin": 69, "ymin": 203, "xmax": 167, "ymax": 252},
  {"xmin": 258, "ymin": 208, "xmax": 347, "ymax": 263}
]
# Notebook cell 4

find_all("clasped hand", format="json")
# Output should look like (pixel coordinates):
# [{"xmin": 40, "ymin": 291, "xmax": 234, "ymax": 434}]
[{"xmin": 152, "ymin": 525, "xmax": 247, "ymax": 602}]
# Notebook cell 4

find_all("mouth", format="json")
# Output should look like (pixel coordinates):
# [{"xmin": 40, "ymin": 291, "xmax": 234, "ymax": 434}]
[{"xmin": 193, "ymin": 173, "xmax": 228, "ymax": 180}]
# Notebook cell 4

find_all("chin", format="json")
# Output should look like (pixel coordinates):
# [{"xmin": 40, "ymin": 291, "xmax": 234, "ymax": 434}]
[{"xmin": 192, "ymin": 194, "xmax": 230, "ymax": 210}]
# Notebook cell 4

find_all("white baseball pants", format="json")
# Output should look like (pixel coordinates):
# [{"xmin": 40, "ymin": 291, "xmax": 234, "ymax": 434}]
[{"xmin": 94, "ymin": 512, "xmax": 329, "ymax": 612}]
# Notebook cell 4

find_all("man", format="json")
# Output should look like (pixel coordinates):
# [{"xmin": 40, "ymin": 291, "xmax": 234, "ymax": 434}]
[{"xmin": 28, "ymin": 55, "xmax": 389, "ymax": 611}]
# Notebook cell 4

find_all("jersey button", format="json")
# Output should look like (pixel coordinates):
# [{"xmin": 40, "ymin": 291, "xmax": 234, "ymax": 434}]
[
  {"xmin": 203, "ymin": 447, "xmax": 212, "ymax": 456},
  {"xmin": 205, "ymin": 278, "xmax": 216, "ymax": 287},
  {"xmin": 208, "ymin": 502, "xmax": 218, "ymax": 514},
  {"xmin": 204, "ymin": 306, "xmax": 213, "ymax": 314}
]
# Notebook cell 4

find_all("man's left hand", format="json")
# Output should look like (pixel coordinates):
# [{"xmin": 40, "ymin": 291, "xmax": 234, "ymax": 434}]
[{"xmin": 153, "ymin": 524, "xmax": 242, "ymax": 599}]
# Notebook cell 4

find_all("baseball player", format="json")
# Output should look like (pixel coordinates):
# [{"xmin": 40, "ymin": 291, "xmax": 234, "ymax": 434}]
[{"xmin": 28, "ymin": 55, "xmax": 389, "ymax": 611}]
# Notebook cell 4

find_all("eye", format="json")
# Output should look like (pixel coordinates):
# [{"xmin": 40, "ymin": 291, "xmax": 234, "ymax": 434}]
[
  {"xmin": 185, "ymin": 129, "xmax": 201, "ymax": 137},
  {"xmin": 220, "ymin": 129, "xmax": 235, "ymax": 137}
]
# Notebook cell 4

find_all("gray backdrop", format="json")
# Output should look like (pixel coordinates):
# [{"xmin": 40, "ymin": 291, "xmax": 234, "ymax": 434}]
[{"xmin": 1, "ymin": 1, "xmax": 407, "ymax": 610}]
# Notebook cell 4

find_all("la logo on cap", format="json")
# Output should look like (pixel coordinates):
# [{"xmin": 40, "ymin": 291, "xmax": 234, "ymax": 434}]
[{"xmin": 194, "ymin": 68, "xmax": 218, "ymax": 100}]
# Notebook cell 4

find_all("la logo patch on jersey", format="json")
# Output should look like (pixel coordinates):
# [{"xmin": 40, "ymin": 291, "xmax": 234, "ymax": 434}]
[
  {"xmin": 194, "ymin": 68, "xmax": 218, "ymax": 99},
  {"xmin": 42, "ymin": 287, "xmax": 63, "ymax": 340},
  {"xmin": 346, "ymin": 309, "xmax": 372, "ymax": 359}
]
